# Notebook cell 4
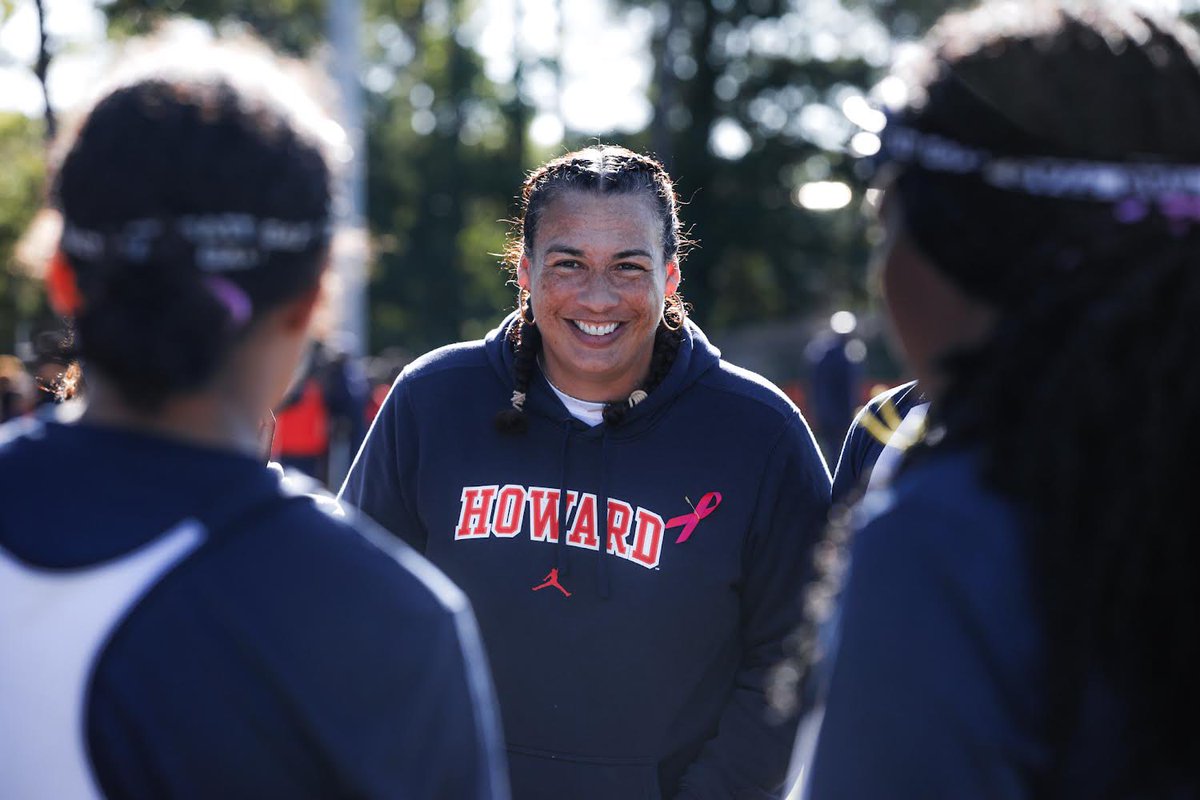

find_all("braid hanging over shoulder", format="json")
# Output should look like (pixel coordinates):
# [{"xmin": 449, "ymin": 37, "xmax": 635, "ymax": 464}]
[{"xmin": 494, "ymin": 319, "xmax": 541, "ymax": 434}]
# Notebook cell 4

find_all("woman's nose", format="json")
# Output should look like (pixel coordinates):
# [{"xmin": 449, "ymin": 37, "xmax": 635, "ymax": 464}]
[{"xmin": 576, "ymin": 271, "xmax": 621, "ymax": 311}]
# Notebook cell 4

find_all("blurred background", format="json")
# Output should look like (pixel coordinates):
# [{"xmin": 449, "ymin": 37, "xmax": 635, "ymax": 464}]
[{"xmin": 0, "ymin": 0, "xmax": 1188, "ymax": 481}]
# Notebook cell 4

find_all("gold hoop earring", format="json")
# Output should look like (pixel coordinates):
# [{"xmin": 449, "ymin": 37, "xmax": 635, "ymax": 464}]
[{"xmin": 662, "ymin": 292, "xmax": 685, "ymax": 331}]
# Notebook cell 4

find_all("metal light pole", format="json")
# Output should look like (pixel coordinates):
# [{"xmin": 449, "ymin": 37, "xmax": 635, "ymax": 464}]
[{"xmin": 327, "ymin": 0, "xmax": 368, "ymax": 357}]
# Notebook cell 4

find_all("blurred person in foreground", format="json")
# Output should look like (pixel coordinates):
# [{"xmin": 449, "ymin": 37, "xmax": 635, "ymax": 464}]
[
  {"xmin": 343, "ymin": 145, "xmax": 831, "ymax": 799},
  {"xmin": 792, "ymin": 3, "xmax": 1200, "ymax": 797},
  {"xmin": 0, "ymin": 43, "xmax": 506, "ymax": 800}
]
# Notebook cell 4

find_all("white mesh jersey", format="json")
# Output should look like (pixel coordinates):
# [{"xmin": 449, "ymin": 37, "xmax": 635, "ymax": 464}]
[{"xmin": 0, "ymin": 522, "xmax": 205, "ymax": 799}]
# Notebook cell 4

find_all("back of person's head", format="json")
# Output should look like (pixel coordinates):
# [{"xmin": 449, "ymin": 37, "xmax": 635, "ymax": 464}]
[
  {"xmin": 51, "ymin": 42, "xmax": 334, "ymax": 413},
  {"xmin": 494, "ymin": 145, "xmax": 692, "ymax": 433},
  {"xmin": 887, "ymin": 2, "xmax": 1200, "ymax": 305},
  {"xmin": 878, "ymin": 2, "xmax": 1200, "ymax": 790}
]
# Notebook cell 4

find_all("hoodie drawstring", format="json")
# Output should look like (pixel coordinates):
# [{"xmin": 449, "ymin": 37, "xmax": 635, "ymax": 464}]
[
  {"xmin": 555, "ymin": 421, "xmax": 571, "ymax": 573},
  {"xmin": 596, "ymin": 432, "xmax": 611, "ymax": 600},
  {"xmin": 553, "ymin": 421, "xmax": 611, "ymax": 599}
]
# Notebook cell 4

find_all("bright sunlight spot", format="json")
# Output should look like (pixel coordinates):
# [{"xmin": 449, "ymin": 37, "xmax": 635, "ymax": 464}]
[
  {"xmin": 850, "ymin": 131, "xmax": 881, "ymax": 157},
  {"xmin": 529, "ymin": 112, "xmax": 565, "ymax": 147},
  {"xmin": 796, "ymin": 181, "xmax": 853, "ymax": 211},
  {"xmin": 841, "ymin": 95, "xmax": 886, "ymax": 132},
  {"xmin": 830, "ymin": 310, "xmax": 858, "ymax": 334},
  {"xmin": 710, "ymin": 117, "xmax": 753, "ymax": 160}
]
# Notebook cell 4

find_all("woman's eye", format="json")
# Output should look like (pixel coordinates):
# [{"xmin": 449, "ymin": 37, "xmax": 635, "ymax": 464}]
[
  {"xmin": 616, "ymin": 262, "xmax": 648, "ymax": 272},
  {"xmin": 552, "ymin": 260, "xmax": 581, "ymax": 269}
]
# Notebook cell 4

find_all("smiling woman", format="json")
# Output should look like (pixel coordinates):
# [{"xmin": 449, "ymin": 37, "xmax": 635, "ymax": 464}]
[
  {"xmin": 342, "ymin": 145, "xmax": 833, "ymax": 799},
  {"xmin": 499, "ymin": 147, "xmax": 688, "ymax": 430}
]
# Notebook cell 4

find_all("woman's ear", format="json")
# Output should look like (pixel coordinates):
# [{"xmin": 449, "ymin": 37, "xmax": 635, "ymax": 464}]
[
  {"xmin": 46, "ymin": 250, "xmax": 83, "ymax": 317},
  {"xmin": 517, "ymin": 253, "xmax": 533, "ymax": 291},
  {"xmin": 665, "ymin": 259, "xmax": 680, "ymax": 295}
]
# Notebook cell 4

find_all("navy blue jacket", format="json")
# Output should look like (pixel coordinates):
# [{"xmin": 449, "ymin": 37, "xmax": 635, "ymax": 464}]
[
  {"xmin": 342, "ymin": 316, "xmax": 832, "ymax": 800},
  {"xmin": 831, "ymin": 381, "xmax": 923, "ymax": 505},
  {"xmin": 801, "ymin": 443, "xmax": 1145, "ymax": 799},
  {"xmin": 0, "ymin": 417, "xmax": 508, "ymax": 800}
]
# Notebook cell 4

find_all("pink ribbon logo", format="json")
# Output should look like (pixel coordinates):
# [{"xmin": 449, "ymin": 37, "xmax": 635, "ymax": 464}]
[{"xmin": 666, "ymin": 491, "xmax": 723, "ymax": 544}]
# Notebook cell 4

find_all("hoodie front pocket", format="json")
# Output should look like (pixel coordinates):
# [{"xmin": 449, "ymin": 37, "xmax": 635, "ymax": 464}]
[{"xmin": 506, "ymin": 746, "xmax": 662, "ymax": 800}]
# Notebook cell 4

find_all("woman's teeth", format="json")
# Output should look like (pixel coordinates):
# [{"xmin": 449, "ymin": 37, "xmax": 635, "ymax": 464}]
[{"xmin": 574, "ymin": 321, "xmax": 619, "ymax": 336}]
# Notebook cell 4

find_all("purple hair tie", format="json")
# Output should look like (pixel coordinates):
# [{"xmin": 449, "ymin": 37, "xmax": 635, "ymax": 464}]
[
  {"xmin": 1158, "ymin": 192, "xmax": 1200, "ymax": 222},
  {"xmin": 204, "ymin": 275, "xmax": 252, "ymax": 326}
]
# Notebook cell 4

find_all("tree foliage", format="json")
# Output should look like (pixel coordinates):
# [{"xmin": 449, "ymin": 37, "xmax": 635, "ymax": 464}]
[
  {"xmin": 102, "ymin": 0, "xmax": 330, "ymax": 54},
  {"xmin": 73, "ymin": 0, "xmax": 969, "ymax": 359},
  {"xmin": 603, "ymin": 0, "xmax": 958, "ymax": 333},
  {"xmin": 360, "ymin": 0, "xmax": 522, "ymax": 352},
  {"xmin": 0, "ymin": 113, "xmax": 46, "ymax": 354}
]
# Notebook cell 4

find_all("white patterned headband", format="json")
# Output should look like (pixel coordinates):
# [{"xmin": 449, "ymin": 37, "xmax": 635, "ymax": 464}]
[
  {"xmin": 60, "ymin": 213, "xmax": 332, "ymax": 272},
  {"xmin": 880, "ymin": 122, "xmax": 1200, "ymax": 222}
]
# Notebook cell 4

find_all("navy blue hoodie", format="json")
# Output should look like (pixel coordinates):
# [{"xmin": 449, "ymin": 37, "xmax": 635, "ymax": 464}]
[
  {"xmin": 0, "ymin": 417, "xmax": 508, "ymax": 800},
  {"xmin": 798, "ymin": 441, "xmax": 1156, "ymax": 799},
  {"xmin": 342, "ymin": 315, "xmax": 832, "ymax": 800}
]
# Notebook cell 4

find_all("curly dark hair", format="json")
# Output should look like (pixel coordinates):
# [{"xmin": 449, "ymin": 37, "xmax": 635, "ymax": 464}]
[
  {"xmin": 52, "ymin": 72, "xmax": 332, "ymax": 412},
  {"xmin": 862, "ymin": 4, "xmax": 1200, "ymax": 794},
  {"xmin": 495, "ymin": 146, "xmax": 693, "ymax": 433}
]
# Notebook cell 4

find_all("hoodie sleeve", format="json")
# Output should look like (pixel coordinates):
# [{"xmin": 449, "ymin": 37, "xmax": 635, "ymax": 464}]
[
  {"xmin": 339, "ymin": 376, "xmax": 428, "ymax": 550},
  {"xmin": 343, "ymin": 530, "xmax": 512, "ymax": 800},
  {"xmin": 313, "ymin": 558, "xmax": 510, "ymax": 800},
  {"xmin": 675, "ymin": 414, "xmax": 832, "ymax": 799}
]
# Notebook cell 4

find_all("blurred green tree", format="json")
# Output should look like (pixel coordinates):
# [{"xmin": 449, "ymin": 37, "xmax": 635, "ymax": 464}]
[
  {"xmin": 607, "ymin": 0, "xmax": 958, "ymax": 334},
  {"xmin": 360, "ymin": 0, "xmax": 523, "ymax": 352},
  {"xmin": 95, "ymin": 0, "xmax": 970, "ymax": 362},
  {"xmin": 0, "ymin": 113, "xmax": 46, "ymax": 354},
  {"xmin": 103, "ymin": 0, "xmax": 329, "ymax": 54}
]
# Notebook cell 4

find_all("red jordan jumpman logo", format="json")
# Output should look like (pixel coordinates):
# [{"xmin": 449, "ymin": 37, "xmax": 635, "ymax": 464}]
[{"xmin": 532, "ymin": 568, "xmax": 571, "ymax": 597}]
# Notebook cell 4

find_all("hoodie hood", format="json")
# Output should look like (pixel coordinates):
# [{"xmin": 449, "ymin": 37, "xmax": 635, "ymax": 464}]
[
  {"xmin": 0, "ymin": 417, "xmax": 281, "ymax": 568},
  {"xmin": 483, "ymin": 310, "xmax": 721, "ymax": 438}
]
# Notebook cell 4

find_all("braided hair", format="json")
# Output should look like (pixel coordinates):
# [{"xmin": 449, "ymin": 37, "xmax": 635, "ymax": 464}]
[
  {"xmin": 831, "ymin": 4, "xmax": 1200, "ymax": 792},
  {"xmin": 494, "ymin": 146, "xmax": 692, "ymax": 433}
]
